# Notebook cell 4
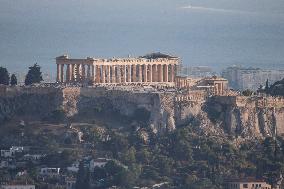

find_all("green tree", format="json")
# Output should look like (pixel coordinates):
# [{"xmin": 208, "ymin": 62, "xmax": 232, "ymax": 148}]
[
  {"xmin": 242, "ymin": 89, "xmax": 254, "ymax": 96},
  {"xmin": 0, "ymin": 67, "xmax": 9, "ymax": 85},
  {"xmin": 118, "ymin": 169, "xmax": 137, "ymax": 188},
  {"xmin": 265, "ymin": 79, "xmax": 269, "ymax": 93},
  {"xmin": 10, "ymin": 74, "xmax": 17, "ymax": 86},
  {"xmin": 44, "ymin": 109, "xmax": 66, "ymax": 123},
  {"xmin": 93, "ymin": 166, "xmax": 107, "ymax": 180},
  {"xmin": 24, "ymin": 63, "xmax": 43, "ymax": 85},
  {"xmin": 137, "ymin": 148, "xmax": 151, "ymax": 164},
  {"xmin": 123, "ymin": 146, "xmax": 136, "ymax": 164},
  {"xmin": 75, "ymin": 161, "xmax": 90, "ymax": 189},
  {"xmin": 106, "ymin": 133, "xmax": 129, "ymax": 157}
]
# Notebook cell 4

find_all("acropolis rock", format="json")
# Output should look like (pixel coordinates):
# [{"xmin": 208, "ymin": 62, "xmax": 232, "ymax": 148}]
[{"xmin": 0, "ymin": 86, "xmax": 284, "ymax": 141}]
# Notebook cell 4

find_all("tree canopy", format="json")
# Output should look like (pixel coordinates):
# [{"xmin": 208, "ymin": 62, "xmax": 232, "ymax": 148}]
[
  {"xmin": 267, "ymin": 78, "xmax": 284, "ymax": 96},
  {"xmin": 10, "ymin": 74, "xmax": 17, "ymax": 86},
  {"xmin": 242, "ymin": 89, "xmax": 254, "ymax": 96},
  {"xmin": 25, "ymin": 63, "xmax": 43, "ymax": 85},
  {"xmin": 0, "ymin": 67, "xmax": 10, "ymax": 85},
  {"xmin": 75, "ymin": 161, "xmax": 90, "ymax": 189}
]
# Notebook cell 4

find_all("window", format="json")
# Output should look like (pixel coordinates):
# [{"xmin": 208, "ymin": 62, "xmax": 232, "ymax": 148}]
[{"xmin": 243, "ymin": 184, "xmax": 248, "ymax": 188}]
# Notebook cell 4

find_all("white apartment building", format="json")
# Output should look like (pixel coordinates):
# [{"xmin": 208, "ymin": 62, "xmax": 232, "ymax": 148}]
[{"xmin": 222, "ymin": 66, "xmax": 284, "ymax": 91}]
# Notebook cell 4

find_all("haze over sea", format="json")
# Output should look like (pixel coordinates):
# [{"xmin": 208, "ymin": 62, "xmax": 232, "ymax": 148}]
[{"xmin": 1, "ymin": 0, "xmax": 284, "ymax": 78}]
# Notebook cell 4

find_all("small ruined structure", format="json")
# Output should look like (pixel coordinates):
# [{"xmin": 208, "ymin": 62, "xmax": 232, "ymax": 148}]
[
  {"xmin": 175, "ymin": 76, "xmax": 230, "ymax": 103},
  {"xmin": 56, "ymin": 52, "xmax": 179, "ymax": 86}
]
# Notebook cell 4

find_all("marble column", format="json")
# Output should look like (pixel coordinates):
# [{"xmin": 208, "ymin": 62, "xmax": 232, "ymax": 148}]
[
  {"xmin": 171, "ymin": 65, "xmax": 175, "ymax": 82},
  {"xmin": 112, "ymin": 66, "xmax": 116, "ymax": 83},
  {"xmin": 122, "ymin": 65, "xmax": 127, "ymax": 83},
  {"xmin": 87, "ymin": 65, "xmax": 91, "ymax": 80},
  {"xmin": 127, "ymin": 65, "xmax": 131, "ymax": 82},
  {"xmin": 81, "ymin": 64, "xmax": 86, "ymax": 80},
  {"xmin": 67, "ymin": 64, "xmax": 72, "ymax": 82},
  {"xmin": 158, "ymin": 65, "xmax": 162, "ymax": 82},
  {"xmin": 56, "ymin": 64, "xmax": 60, "ymax": 82},
  {"xmin": 164, "ymin": 64, "xmax": 168, "ymax": 82},
  {"xmin": 75, "ymin": 64, "xmax": 80, "ymax": 81},
  {"xmin": 149, "ymin": 64, "xmax": 153, "ymax": 83},
  {"xmin": 71, "ymin": 64, "xmax": 75, "ymax": 81},
  {"xmin": 91, "ymin": 65, "xmax": 95, "ymax": 81},
  {"xmin": 138, "ymin": 65, "xmax": 142, "ymax": 82},
  {"xmin": 117, "ymin": 65, "xmax": 122, "ymax": 83},
  {"xmin": 168, "ymin": 65, "xmax": 171, "ymax": 82},
  {"xmin": 102, "ymin": 65, "xmax": 106, "ymax": 83},
  {"xmin": 69, "ymin": 64, "xmax": 73, "ymax": 82},
  {"xmin": 95, "ymin": 65, "xmax": 100, "ymax": 83},
  {"xmin": 107, "ymin": 65, "xmax": 111, "ymax": 83},
  {"xmin": 153, "ymin": 64, "xmax": 157, "ymax": 82},
  {"xmin": 66, "ymin": 64, "xmax": 70, "ymax": 82},
  {"xmin": 132, "ymin": 65, "xmax": 136, "ymax": 82},
  {"xmin": 143, "ymin": 64, "xmax": 147, "ymax": 82},
  {"xmin": 60, "ymin": 64, "xmax": 64, "ymax": 82}
]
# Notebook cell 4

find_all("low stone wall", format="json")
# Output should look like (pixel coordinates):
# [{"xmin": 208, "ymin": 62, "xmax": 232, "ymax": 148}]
[
  {"xmin": 0, "ymin": 85, "xmax": 61, "ymax": 97},
  {"xmin": 211, "ymin": 95, "xmax": 284, "ymax": 108}
]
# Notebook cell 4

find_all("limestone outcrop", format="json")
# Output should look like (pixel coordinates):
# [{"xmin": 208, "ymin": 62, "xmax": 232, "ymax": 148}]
[
  {"xmin": 204, "ymin": 96, "xmax": 284, "ymax": 139},
  {"xmin": 1, "ymin": 86, "xmax": 284, "ymax": 141}
]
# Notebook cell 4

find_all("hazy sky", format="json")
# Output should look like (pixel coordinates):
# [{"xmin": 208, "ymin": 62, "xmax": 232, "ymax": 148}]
[{"xmin": 1, "ymin": 0, "xmax": 284, "ymax": 76}]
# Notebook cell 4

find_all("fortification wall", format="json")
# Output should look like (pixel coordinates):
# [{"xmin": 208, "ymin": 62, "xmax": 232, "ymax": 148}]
[{"xmin": 0, "ymin": 85, "xmax": 61, "ymax": 97}]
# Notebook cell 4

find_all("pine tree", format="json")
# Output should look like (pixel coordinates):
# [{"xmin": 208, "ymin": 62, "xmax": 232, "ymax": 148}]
[
  {"xmin": 265, "ymin": 79, "xmax": 269, "ymax": 93},
  {"xmin": 10, "ymin": 74, "xmax": 17, "ymax": 86},
  {"xmin": 24, "ymin": 63, "xmax": 43, "ymax": 85},
  {"xmin": 0, "ymin": 67, "xmax": 10, "ymax": 85}
]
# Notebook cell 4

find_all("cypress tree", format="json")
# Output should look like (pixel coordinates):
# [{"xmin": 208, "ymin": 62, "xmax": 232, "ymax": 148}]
[
  {"xmin": 265, "ymin": 79, "xmax": 269, "ymax": 93},
  {"xmin": 0, "ymin": 67, "xmax": 10, "ymax": 85},
  {"xmin": 10, "ymin": 74, "xmax": 17, "ymax": 86}
]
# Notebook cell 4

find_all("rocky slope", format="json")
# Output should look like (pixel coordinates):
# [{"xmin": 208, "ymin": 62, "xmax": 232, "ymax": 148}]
[
  {"xmin": 1, "ymin": 86, "xmax": 284, "ymax": 141},
  {"xmin": 0, "ymin": 87, "xmax": 62, "ymax": 123},
  {"xmin": 204, "ymin": 96, "xmax": 284, "ymax": 140}
]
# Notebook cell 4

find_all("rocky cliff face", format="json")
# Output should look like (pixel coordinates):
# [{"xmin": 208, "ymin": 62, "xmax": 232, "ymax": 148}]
[
  {"xmin": 61, "ymin": 87, "xmax": 176, "ymax": 133},
  {"xmin": 0, "ymin": 87, "xmax": 176, "ymax": 133},
  {"xmin": 204, "ymin": 96, "xmax": 284, "ymax": 139},
  {"xmin": 1, "ymin": 87, "xmax": 283, "ymax": 140}
]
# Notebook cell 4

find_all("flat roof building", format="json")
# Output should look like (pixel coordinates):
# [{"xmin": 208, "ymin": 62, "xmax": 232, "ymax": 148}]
[{"xmin": 222, "ymin": 66, "xmax": 284, "ymax": 91}]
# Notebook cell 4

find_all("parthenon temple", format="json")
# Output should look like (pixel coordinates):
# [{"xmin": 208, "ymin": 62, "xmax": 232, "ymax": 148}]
[{"xmin": 56, "ymin": 53, "xmax": 179, "ymax": 86}]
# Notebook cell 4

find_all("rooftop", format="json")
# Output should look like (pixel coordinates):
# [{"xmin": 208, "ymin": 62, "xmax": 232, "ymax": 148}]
[
  {"xmin": 140, "ymin": 52, "xmax": 178, "ymax": 59},
  {"xmin": 56, "ymin": 52, "xmax": 179, "ymax": 61}
]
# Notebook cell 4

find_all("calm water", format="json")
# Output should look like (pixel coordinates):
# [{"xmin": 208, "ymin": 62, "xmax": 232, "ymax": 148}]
[{"xmin": 1, "ymin": 0, "xmax": 284, "ymax": 79}]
